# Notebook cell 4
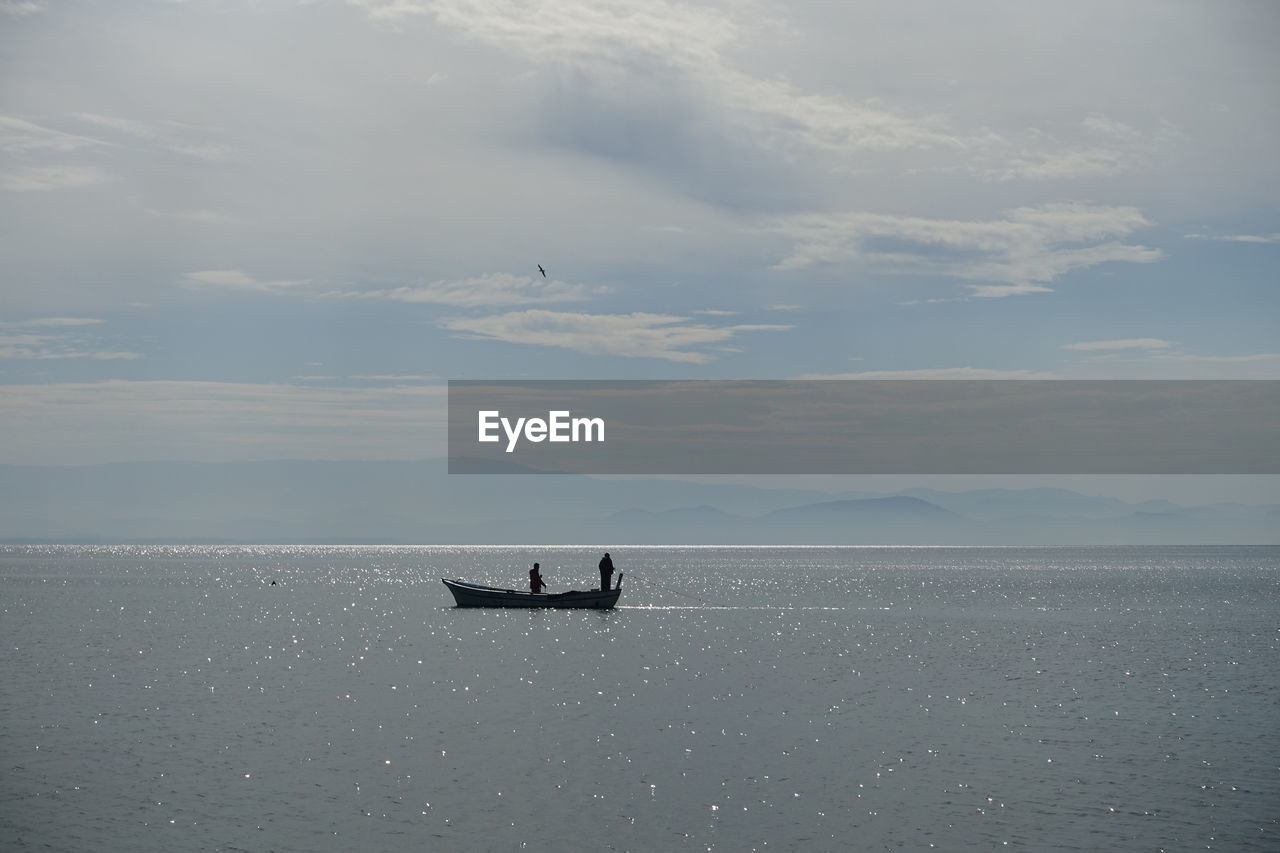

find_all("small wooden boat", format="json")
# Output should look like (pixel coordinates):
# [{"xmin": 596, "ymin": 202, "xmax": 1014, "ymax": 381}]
[{"xmin": 442, "ymin": 575, "xmax": 623, "ymax": 609}]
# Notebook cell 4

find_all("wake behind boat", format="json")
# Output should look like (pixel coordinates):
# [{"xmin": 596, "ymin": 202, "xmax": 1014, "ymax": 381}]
[{"xmin": 442, "ymin": 575, "xmax": 623, "ymax": 609}]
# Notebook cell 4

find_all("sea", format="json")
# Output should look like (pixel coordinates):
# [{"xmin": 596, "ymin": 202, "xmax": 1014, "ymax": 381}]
[{"xmin": 2, "ymin": 545, "xmax": 1277, "ymax": 852}]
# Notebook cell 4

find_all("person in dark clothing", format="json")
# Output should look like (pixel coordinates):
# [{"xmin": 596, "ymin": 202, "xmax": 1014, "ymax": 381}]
[
  {"xmin": 598, "ymin": 552, "xmax": 614, "ymax": 592},
  {"xmin": 529, "ymin": 562, "xmax": 547, "ymax": 594}
]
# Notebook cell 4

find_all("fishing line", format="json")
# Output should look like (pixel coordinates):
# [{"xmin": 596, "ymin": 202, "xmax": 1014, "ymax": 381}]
[{"xmin": 627, "ymin": 573, "xmax": 713, "ymax": 606}]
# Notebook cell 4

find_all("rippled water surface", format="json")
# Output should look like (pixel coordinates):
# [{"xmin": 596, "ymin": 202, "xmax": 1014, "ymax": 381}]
[{"xmin": 2, "ymin": 545, "xmax": 1277, "ymax": 852}]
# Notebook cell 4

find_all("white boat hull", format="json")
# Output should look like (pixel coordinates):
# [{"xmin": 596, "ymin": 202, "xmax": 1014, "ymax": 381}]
[{"xmin": 442, "ymin": 577, "xmax": 622, "ymax": 609}]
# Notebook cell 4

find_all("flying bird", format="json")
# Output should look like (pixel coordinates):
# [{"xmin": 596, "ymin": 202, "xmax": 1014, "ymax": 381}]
[{"xmin": 537, "ymin": 264, "xmax": 546, "ymax": 278}]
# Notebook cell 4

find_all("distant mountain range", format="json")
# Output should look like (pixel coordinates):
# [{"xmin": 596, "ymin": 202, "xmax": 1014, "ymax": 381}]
[
  {"xmin": 1, "ymin": 460, "xmax": 1276, "ymax": 545},
  {"xmin": 579, "ymin": 496, "xmax": 968, "ymax": 545}
]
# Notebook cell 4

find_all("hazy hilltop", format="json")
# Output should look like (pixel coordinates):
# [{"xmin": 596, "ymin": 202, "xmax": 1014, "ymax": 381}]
[{"xmin": 1, "ymin": 460, "xmax": 1276, "ymax": 545}]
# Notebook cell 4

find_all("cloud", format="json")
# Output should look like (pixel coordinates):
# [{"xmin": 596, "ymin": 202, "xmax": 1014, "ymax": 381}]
[
  {"xmin": 798, "ymin": 367, "xmax": 1056, "ymax": 380},
  {"xmin": 0, "ymin": 318, "xmax": 135, "ymax": 360},
  {"xmin": 2, "ymin": 0, "xmax": 1276, "ymax": 418},
  {"xmin": 1081, "ymin": 114, "xmax": 1144, "ymax": 141},
  {"xmin": 0, "ymin": 331, "xmax": 139, "ymax": 361},
  {"xmin": 1062, "ymin": 338, "xmax": 1173, "ymax": 351},
  {"xmin": 1056, "ymin": 339, "xmax": 1280, "ymax": 377},
  {"xmin": 0, "ymin": 1, "xmax": 44, "ymax": 17},
  {"xmin": 965, "ymin": 284, "xmax": 1054, "ymax": 298},
  {"xmin": 71, "ymin": 113, "xmax": 230, "ymax": 161},
  {"xmin": 1184, "ymin": 232, "xmax": 1280, "ymax": 244},
  {"xmin": 0, "ymin": 164, "xmax": 117, "ymax": 192},
  {"xmin": 1050, "ymin": 340, "xmax": 1280, "ymax": 379},
  {"xmin": 980, "ymin": 146, "xmax": 1130, "ymax": 182},
  {"xmin": 1122, "ymin": 352, "xmax": 1280, "ymax": 379},
  {"xmin": 966, "ymin": 241, "xmax": 1162, "ymax": 294},
  {"xmin": 329, "ymin": 273, "xmax": 605, "ymax": 307},
  {"xmin": 292, "ymin": 373, "xmax": 440, "ymax": 383},
  {"xmin": 181, "ymin": 270, "xmax": 305, "ymax": 291},
  {"xmin": 361, "ymin": 0, "xmax": 969, "ymax": 165},
  {"xmin": 11, "ymin": 317, "xmax": 104, "ymax": 327},
  {"xmin": 0, "ymin": 380, "xmax": 448, "ymax": 464},
  {"xmin": 1151, "ymin": 352, "xmax": 1280, "ymax": 364},
  {"xmin": 348, "ymin": 0, "xmax": 1189, "ymax": 204},
  {"xmin": 0, "ymin": 116, "xmax": 104, "ymax": 154},
  {"xmin": 968, "ymin": 114, "xmax": 1169, "ymax": 182},
  {"xmin": 146, "ymin": 208, "xmax": 254, "ymax": 226},
  {"xmin": 1059, "ymin": 351, "xmax": 1280, "ymax": 380},
  {"xmin": 183, "ymin": 271, "xmax": 606, "ymax": 307},
  {"xmin": 441, "ymin": 309, "xmax": 790, "ymax": 363},
  {"xmin": 773, "ymin": 202, "xmax": 1161, "ymax": 295},
  {"xmin": 802, "ymin": 353, "xmax": 1280, "ymax": 381}
]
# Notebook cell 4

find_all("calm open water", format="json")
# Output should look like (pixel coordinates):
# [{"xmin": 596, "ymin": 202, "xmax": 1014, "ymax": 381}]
[{"xmin": 2, "ymin": 545, "xmax": 1277, "ymax": 852}]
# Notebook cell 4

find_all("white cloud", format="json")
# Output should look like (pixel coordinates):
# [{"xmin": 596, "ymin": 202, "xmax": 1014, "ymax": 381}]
[
  {"xmin": 980, "ymin": 146, "xmax": 1130, "ymax": 182},
  {"xmin": 0, "ymin": 380, "xmax": 448, "ymax": 464},
  {"xmin": 1062, "ymin": 338, "xmax": 1173, "ymax": 351},
  {"xmin": 2, "ymin": 0, "xmax": 1276, "ymax": 431},
  {"xmin": 1150, "ymin": 352, "xmax": 1280, "ymax": 364},
  {"xmin": 362, "ymin": 0, "xmax": 969, "ymax": 163},
  {"xmin": 441, "ymin": 309, "xmax": 790, "ymax": 363},
  {"xmin": 1081, "ymin": 114, "xmax": 1143, "ymax": 141},
  {"xmin": 773, "ymin": 202, "xmax": 1161, "ymax": 295},
  {"xmin": 182, "ymin": 271, "xmax": 607, "ymax": 307},
  {"xmin": 0, "ymin": 116, "xmax": 103, "ymax": 154},
  {"xmin": 0, "ymin": 1, "xmax": 44, "ymax": 17},
  {"xmin": 1184, "ymin": 232, "xmax": 1280, "ymax": 244},
  {"xmin": 72, "ymin": 113, "xmax": 229, "ymax": 161},
  {"xmin": 1137, "ymin": 353, "xmax": 1280, "ymax": 378},
  {"xmin": 798, "ymin": 367, "xmax": 1056, "ymax": 380},
  {"xmin": 348, "ymin": 0, "xmax": 1193, "ymax": 198},
  {"xmin": 966, "ymin": 284, "xmax": 1054, "ymax": 298},
  {"xmin": 897, "ymin": 296, "xmax": 970, "ymax": 305},
  {"xmin": 0, "ymin": 331, "xmax": 139, "ymax": 361},
  {"xmin": 0, "ymin": 318, "xmax": 132, "ymax": 360},
  {"xmin": 11, "ymin": 317, "xmax": 104, "ymax": 327},
  {"xmin": 329, "ymin": 273, "xmax": 605, "ymax": 307},
  {"xmin": 802, "ymin": 353, "xmax": 1280, "ymax": 381},
  {"xmin": 962, "ymin": 241, "xmax": 1163, "ymax": 296},
  {"xmin": 146, "ymin": 208, "xmax": 254, "ymax": 226},
  {"xmin": 969, "ymin": 114, "xmax": 1168, "ymax": 182},
  {"xmin": 1059, "ymin": 351, "xmax": 1280, "ymax": 380},
  {"xmin": 181, "ymin": 270, "xmax": 305, "ymax": 291},
  {"xmin": 0, "ymin": 165, "xmax": 117, "ymax": 192}
]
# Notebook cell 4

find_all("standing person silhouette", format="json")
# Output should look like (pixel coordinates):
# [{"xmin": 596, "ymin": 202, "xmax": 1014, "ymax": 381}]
[
  {"xmin": 529, "ymin": 562, "xmax": 546, "ymax": 594},
  {"xmin": 598, "ymin": 552, "xmax": 615, "ymax": 592}
]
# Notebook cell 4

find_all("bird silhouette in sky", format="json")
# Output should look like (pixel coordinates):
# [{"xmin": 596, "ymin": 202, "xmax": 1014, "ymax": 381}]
[{"xmin": 537, "ymin": 264, "xmax": 546, "ymax": 278}]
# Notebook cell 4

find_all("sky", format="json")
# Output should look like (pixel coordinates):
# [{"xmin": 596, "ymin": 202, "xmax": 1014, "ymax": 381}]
[{"xmin": 1, "ymin": 0, "xmax": 1277, "ymax": 502}]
